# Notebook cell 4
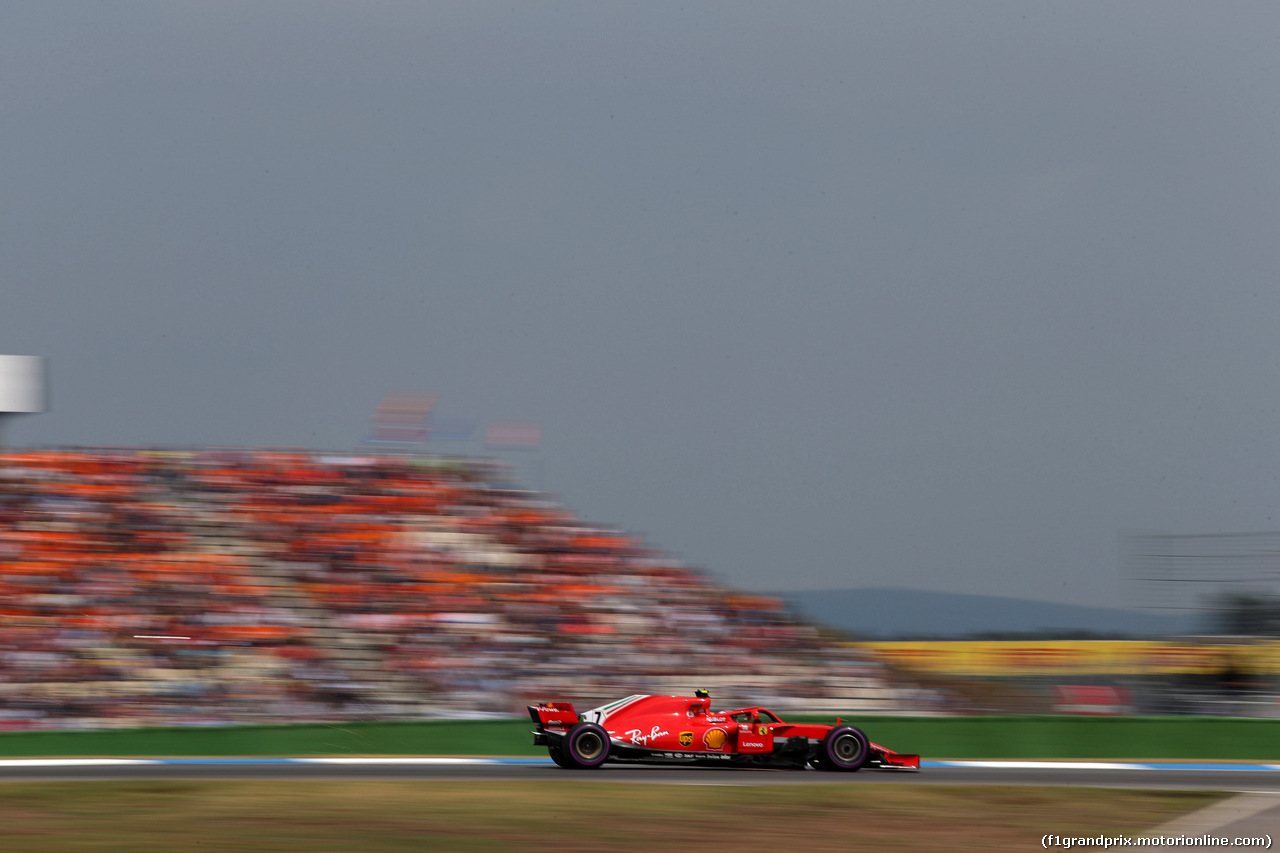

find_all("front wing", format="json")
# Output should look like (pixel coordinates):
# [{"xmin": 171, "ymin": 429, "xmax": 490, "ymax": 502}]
[{"xmin": 868, "ymin": 742, "xmax": 921, "ymax": 770}]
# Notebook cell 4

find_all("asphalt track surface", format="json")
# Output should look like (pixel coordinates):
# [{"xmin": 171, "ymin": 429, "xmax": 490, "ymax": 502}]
[{"xmin": 2, "ymin": 759, "xmax": 1279, "ymax": 792}]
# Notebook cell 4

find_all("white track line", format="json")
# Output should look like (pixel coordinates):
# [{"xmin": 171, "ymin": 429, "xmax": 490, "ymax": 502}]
[{"xmin": 1143, "ymin": 792, "xmax": 1280, "ymax": 837}]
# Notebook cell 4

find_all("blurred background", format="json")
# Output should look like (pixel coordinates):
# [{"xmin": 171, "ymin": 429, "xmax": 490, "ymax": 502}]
[
  {"xmin": 2, "ymin": 3, "xmax": 1279, "ymax": 728},
  {"xmin": 1, "ymin": 437, "xmax": 1279, "ymax": 729}
]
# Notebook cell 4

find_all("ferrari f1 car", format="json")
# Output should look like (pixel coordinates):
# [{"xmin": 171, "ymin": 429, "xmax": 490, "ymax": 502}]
[{"xmin": 529, "ymin": 690, "xmax": 919, "ymax": 771}]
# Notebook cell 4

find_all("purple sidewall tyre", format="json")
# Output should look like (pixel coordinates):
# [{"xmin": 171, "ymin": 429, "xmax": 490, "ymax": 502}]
[
  {"xmin": 822, "ymin": 726, "xmax": 869, "ymax": 771},
  {"xmin": 566, "ymin": 722, "xmax": 611, "ymax": 769}
]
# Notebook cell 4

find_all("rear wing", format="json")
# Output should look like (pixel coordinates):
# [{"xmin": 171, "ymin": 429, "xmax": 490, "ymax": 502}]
[{"xmin": 528, "ymin": 702, "xmax": 579, "ymax": 731}]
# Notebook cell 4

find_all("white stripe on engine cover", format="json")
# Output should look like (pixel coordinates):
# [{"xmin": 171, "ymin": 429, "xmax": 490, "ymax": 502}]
[{"xmin": 582, "ymin": 694, "xmax": 649, "ymax": 724}]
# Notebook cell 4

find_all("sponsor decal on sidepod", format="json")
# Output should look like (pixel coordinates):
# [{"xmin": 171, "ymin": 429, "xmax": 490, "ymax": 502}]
[{"xmin": 625, "ymin": 726, "xmax": 670, "ymax": 746}]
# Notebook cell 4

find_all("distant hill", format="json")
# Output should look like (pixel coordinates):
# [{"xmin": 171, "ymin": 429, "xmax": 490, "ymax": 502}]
[{"xmin": 768, "ymin": 587, "xmax": 1199, "ymax": 639}]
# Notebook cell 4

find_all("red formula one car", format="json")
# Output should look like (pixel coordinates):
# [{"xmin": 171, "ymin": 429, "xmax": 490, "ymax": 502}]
[{"xmin": 529, "ymin": 690, "xmax": 919, "ymax": 771}]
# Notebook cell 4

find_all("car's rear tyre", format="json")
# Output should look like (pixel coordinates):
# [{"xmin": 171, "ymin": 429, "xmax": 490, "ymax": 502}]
[
  {"xmin": 563, "ymin": 722, "xmax": 610, "ymax": 769},
  {"xmin": 820, "ymin": 726, "xmax": 869, "ymax": 771},
  {"xmin": 547, "ymin": 739, "xmax": 575, "ymax": 768}
]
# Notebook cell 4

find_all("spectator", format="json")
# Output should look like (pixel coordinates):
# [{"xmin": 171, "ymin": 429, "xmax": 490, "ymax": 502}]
[{"xmin": 0, "ymin": 448, "xmax": 909, "ymax": 728}]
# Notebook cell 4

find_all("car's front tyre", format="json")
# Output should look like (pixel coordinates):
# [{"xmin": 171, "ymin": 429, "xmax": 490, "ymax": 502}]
[{"xmin": 819, "ymin": 726, "xmax": 869, "ymax": 771}]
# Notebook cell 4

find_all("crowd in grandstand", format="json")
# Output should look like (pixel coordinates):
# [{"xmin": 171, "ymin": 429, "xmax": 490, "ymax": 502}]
[{"xmin": 0, "ymin": 449, "xmax": 912, "ymax": 729}]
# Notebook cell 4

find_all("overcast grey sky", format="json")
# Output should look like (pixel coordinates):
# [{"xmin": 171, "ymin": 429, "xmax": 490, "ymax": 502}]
[{"xmin": 3, "ymin": 2, "xmax": 1278, "ymax": 606}]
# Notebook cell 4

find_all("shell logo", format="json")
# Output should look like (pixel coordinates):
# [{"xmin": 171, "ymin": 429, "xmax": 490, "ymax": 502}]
[
  {"xmin": 703, "ymin": 728, "xmax": 727, "ymax": 750},
  {"xmin": 678, "ymin": 731, "xmax": 693, "ymax": 747}
]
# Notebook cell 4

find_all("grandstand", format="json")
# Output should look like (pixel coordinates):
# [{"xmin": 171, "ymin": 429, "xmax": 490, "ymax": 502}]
[{"xmin": 0, "ymin": 449, "xmax": 915, "ymax": 729}]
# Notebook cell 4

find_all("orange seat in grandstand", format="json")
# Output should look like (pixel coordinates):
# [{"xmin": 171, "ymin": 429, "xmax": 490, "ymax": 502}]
[{"xmin": 214, "ymin": 626, "xmax": 294, "ymax": 640}]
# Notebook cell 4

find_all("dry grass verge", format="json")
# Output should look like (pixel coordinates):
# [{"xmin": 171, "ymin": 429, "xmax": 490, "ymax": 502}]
[{"xmin": 0, "ymin": 780, "xmax": 1221, "ymax": 852}]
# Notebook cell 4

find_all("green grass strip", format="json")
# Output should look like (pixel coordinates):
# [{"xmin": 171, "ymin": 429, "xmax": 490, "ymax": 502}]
[
  {"xmin": 0, "ymin": 720, "xmax": 540, "ymax": 758},
  {"xmin": 0, "ymin": 715, "xmax": 1277, "ymax": 759}
]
